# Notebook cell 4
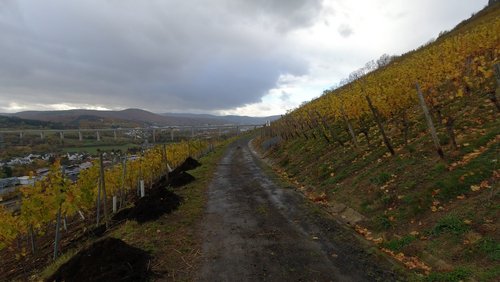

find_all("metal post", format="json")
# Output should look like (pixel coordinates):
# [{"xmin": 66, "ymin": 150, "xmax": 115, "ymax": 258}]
[
  {"xmin": 112, "ymin": 196, "xmax": 117, "ymax": 213},
  {"xmin": 140, "ymin": 180, "xmax": 145, "ymax": 198}
]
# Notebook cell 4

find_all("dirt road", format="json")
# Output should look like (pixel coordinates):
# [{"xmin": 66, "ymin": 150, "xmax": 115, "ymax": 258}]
[{"xmin": 198, "ymin": 138, "xmax": 402, "ymax": 281}]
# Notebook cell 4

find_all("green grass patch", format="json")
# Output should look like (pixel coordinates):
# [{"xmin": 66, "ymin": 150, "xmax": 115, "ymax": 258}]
[
  {"xmin": 430, "ymin": 215, "xmax": 470, "ymax": 236},
  {"xmin": 360, "ymin": 200, "xmax": 375, "ymax": 213},
  {"xmin": 460, "ymin": 127, "xmax": 499, "ymax": 154},
  {"xmin": 405, "ymin": 144, "xmax": 417, "ymax": 153},
  {"xmin": 433, "ymin": 163, "xmax": 447, "ymax": 173},
  {"xmin": 370, "ymin": 172, "xmax": 391, "ymax": 185},
  {"xmin": 476, "ymin": 265, "xmax": 500, "ymax": 282},
  {"xmin": 425, "ymin": 267, "xmax": 471, "ymax": 282},
  {"xmin": 434, "ymin": 146, "xmax": 497, "ymax": 201},
  {"xmin": 475, "ymin": 237, "xmax": 500, "ymax": 261},
  {"xmin": 374, "ymin": 214, "xmax": 393, "ymax": 231},
  {"xmin": 382, "ymin": 235, "xmax": 417, "ymax": 252}
]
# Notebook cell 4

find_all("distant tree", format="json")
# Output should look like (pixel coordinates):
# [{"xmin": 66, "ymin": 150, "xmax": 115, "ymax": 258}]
[
  {"xmin": 376, "ymin": 54, "xmax": 393, "ymax": 68},
  {"xmin": 438, "ymin": 30, "xmax": 449, "ymax": 38},
  {"xmin": 364, "ymin": 59, "xmax": 377, "ymax": 72},
  {"xmin": 48, "ymin": 156, "xmax": 57, "ymax": 164},
  {"xmin": 2, "ymin": 166, "xmax": 13, "ymax": 178}
]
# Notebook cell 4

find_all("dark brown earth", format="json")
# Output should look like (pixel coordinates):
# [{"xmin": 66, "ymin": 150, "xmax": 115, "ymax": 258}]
[
  {"xmin": 113, "ymin": 156, "xmax": 199, "ymax": 223},
  {"xmin": 46, "ymin": 238, "xmax": 151, "ymax": 282},
  {"xmin": 112, "ymin": 188, "xmax": 181, "ymax": 224},
  {"xmin": 172, "ymin": 156, "xmax": 202, "ymax": 173},
  {"xmin": 168, "ymin": 156, "xmax": 200, "ymax": 188},
  {"xmin": 198, "ymin": 138, "xmax": 403, "ymax": 282}
]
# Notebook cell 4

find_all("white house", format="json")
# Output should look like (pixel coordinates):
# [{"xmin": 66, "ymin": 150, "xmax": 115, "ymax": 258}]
[{"xmin": 18, "ymin": 176, "xmax": 35, "ymax": 186}]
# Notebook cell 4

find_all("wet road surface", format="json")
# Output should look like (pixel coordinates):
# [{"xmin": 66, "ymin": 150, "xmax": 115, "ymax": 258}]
[{"xmin": 198, "ymin": 138, "xmax": 402, "ymax": 282}]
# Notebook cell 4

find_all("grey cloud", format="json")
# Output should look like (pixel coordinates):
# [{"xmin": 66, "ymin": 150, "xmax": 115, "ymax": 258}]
[
  {"xmin": 0, "ymin": 0, "xmax": 322, "ymax": 112},
  {"xmin": 279, "ymin": 91, "xmax": 291, "ymax": 102},
  {"xmin": 229, "ymin": 0, "xmax": 323, "ymax": 32},
  {"xmin": 338, "ymin": 24, "xmax": 353, "ymax": 38}
]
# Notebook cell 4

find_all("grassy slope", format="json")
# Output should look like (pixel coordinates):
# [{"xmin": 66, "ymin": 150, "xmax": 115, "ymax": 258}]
[{"xmin": 257, "ymin": 5, "xmax": 500, "ymax": 282}]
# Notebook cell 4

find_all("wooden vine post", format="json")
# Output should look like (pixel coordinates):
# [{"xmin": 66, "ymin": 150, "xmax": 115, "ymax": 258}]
[
  {"xmin": 162, "ymin": 144, "xmax": 169, "ymax": 180},
  {"xmin": 98, "ymin": 151, "xmax": 109, "ymax": 228},
  {"xmin": 311, "ymin": 111, "xmax": 331, "ymax": 143},
  {"xmin": 364, "ymin": 94, "xmax": 395, "ymax": 156},
  {"xmin": 340, "ymin": 106, "xmax": 359, "ymax": 150},
  {"xmin": 29, "ymin": 225, "xmax": 35, "ymax": 255},
  {"xmin": 491, "ymin": 63, "xmax": 500, "ymax": 112},
  {"xmin": 120, "ymin": 157, "xmax": 126, "ymax": 208},
  {"xmin": 96, "ymin": 173, "xmax": 101, "ymax": 225},
  {"xmin": 416, "ymin": 82, "xmax": 444, "ymax": 158}
]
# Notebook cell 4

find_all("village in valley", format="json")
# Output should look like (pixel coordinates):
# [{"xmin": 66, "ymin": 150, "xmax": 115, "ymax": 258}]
[
  {"xmin": 0, "ymin": 123, "xmax": 244, "ymax": 213},
  {"xmin": 0, "ymin": 128, "xmax": 153, "ymax": 213},
  {"xmin": 0, "ymin": 151, "xmax": 123, "ymax": 212}
]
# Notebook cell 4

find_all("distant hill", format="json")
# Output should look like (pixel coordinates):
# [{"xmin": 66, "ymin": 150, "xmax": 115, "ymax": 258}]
[
  {"xmin": 0, "ymin": 116, "xmax": 64, "ymax": 130},
  {"xmin": 0, "ymin": 109, "xmax": 279, "ymax": 129},
  {"xmin": 162, "ymin": 113, "xmax": 280, "ymax": 125}
]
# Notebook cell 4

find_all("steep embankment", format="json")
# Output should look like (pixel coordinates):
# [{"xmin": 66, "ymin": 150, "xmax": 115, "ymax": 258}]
[{"xmin": 257, "ymin": 4, "xmax": 499, "ymax": 281}]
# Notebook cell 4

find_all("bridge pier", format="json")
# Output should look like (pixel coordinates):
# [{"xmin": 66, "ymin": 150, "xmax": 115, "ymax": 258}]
[{"xmin": 0, "ymin": 124, "xmax": 260, "ymax": 148}]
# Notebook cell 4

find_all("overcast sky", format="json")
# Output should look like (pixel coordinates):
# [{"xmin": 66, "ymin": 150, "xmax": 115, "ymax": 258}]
[{"xmin": 0, "ymin": 0, "xmax": 488, "ymax": 116}]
